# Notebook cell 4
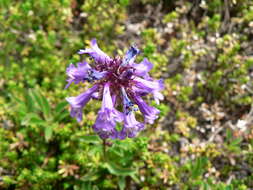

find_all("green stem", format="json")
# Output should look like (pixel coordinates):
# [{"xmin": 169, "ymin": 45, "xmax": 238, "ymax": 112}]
[{"xmin": 103, "ymin": 139, "xmax": 107, "ymax": 161}]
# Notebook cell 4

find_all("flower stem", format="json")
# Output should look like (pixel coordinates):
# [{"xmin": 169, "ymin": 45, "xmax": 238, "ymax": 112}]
[{"xmin": 103, "ymin": 139, "xmax": 107, "ymax": 161}]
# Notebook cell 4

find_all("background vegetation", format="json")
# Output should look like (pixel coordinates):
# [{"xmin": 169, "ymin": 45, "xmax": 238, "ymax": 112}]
[{"xmin": 1, "ymin": 0, "xmax": 253, "ymax": 189}]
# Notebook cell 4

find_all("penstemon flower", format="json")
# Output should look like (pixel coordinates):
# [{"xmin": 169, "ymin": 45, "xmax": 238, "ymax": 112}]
[{"xmin": 66, "ymin": 39, "xmax": 164, "ymax": 139}]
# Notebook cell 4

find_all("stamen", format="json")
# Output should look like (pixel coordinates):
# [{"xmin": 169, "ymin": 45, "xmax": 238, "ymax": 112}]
[
  {"xmin": 83, "ymin": 69, "xmax": 107, "ymax": 82},
  {"xmin": 120, "ymin": 68, "xmax": 134, "ymax": 80},
  {"xmin": 121, "ymin": 87, "xmax": 138, "ymax": 114},
  {"xmin": 120, "ymin": 45, "xmax": 140, "ymax": 67}
]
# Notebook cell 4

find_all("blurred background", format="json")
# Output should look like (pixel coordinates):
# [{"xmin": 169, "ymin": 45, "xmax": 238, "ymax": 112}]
[{"xmin": 1, "ymin": 0, "xmax": 253, "ymax": 189}]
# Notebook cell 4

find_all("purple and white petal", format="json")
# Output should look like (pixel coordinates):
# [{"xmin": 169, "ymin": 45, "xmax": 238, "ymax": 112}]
[
  {"xmin": 65, "ymin": 62, "xmax": 91, "ymax": 88},
  {"xmin": 93, "ymin": 115, "xmax": 118, "ymax": 139},
  {"xmin": 133, "ymin": 58, "xmax": 153, "ymax": 78},
  {"xmin": 100, "ymin": 83, "xmax": 123, "ymax": 122},
  {"xmin": 78, "ymin": 39, "xmax": 112, "ymax": 64},
  {"xmin": 119, "ymin": 112, "xmax": 144, "ymax": 139},
  {"xmin": 153, "ymin": 91, "xmax": 164, "ymax": 105},
  {"xmin": 91, "ymin": 92, "xmax": 99, "ymax": 99},
  {"xmin": 134, "ymin": 77, "xmax": 164, "ymax": 92},
  {"xmin": 134, "ymin": 95, "xmax": 160, "ymax": 124},
  {"xmin": 93, "ymin": 83, "xmax": 123, "ymax": 139},
  {"xmin": 66, "ymin": 84, "xmax": 99, "ymax": 122},
  {"xmin": 133, "ymin": 78, "xmax": 164, "ymax": 104}
]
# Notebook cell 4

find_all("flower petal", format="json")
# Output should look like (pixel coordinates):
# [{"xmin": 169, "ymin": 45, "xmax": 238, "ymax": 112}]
[
  {"xmin": 121, "ymin": 87, "xmax": 136, "ymax": 114},
  {"xmin": 93, "ymin": 83, "xmax": 123, "ymax": 139},
  {"xmin": 153, "ymin": 91, "xmax": 164, "ymax": 105},
  {"xmin": 93, "ymin": 115, "xmax": 118, "ymax": 139},
  {"xmin": 134, "ymin": 77, "xmax": 164, "ymax": 92},
  {"xmin": 122, "ymin": 45, "xmax": 140, "ymax": 66},
  {"xmin": 133, "ymin": 77, "xmax": 164, "ymax": 104},
  {"xmin": 78, "ymin": 39, "xmax": 111, "ymax": 64},
  {"xmin": 65, "ymin": 62, "xmax": 91, "ymax": 88},
  {"xmin": 134, "ymin": 95, "xmax": 160, "ymax": 124},
  {"xmin": 133, "ymin": 58, "xmax": 153, "ymax": 78},
  {"xmin": 119, "ymin": 112, "xmax": 144, "ymax": 139},
  {"xmin": 66, "ymin": 84, "xmax": 99, "ymax": 122}
]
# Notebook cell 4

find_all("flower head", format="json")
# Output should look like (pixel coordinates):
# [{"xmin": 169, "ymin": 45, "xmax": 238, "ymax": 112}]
[{"xmin": 66, "ymin": 39, "xmax": 163, "ymax": 139}]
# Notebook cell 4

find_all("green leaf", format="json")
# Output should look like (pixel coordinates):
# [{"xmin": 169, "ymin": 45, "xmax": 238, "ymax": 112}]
[
  {"xmin": 118, "ymin": 176, "xmax": 126, "ymax": 190},
  {"xmin": 45, "ymin": 125, "xmax": 53, "ymax": 142},
  {"xmin": 191, "ymin": 157, "xmax": 208, "ymax": 179},
  {"xmin": 226, "ymin": 128, "xmax": 233, "ymax": 142},
  {"xmin": 40, "ymin": 91, "xmax": 51, "ymax": 117},
  {"xmin": 110, "ymin": 148, "xmax": 124, "ymax": 157},
  {"xmin": 54, "ymin": 110, "xmax": 69, "ymax": 122},
  {"xmin": 29, "ymin": 89, "xmax": 44, "ymax": 111},
  {"xmin": 105, "ymin": 162, "xmax": 136, "ymax": 176},
  {"xmin": 202, "ymin": 182, "xmax": 209, "ymax": 190},
  {"xmin": 230, "ymin": 138, "xmax": 242, "ymax": 146},
  {"xmin": 130, "ymin": 173, "xmax": 140, "ymax": 183},
  {"xmin": 2, "ymin": 176, "xmax": 16, "ymax": 185},
  {"xmin": 21, "ymin": 113, "xmax": 46, "ymax": 126},
  {"xmin": 10, "ymin": 94, "xmax": 23, "ymax": 104},
  {"xmin": 225, "ymin": 185, "xmax": 233, "ymax": 190},
  {"xmin": 80, "ymin": 182, "xmax": 92, "ymax": 190},
  {"xmin": 29, "ymin": 89, "xmax": 51, "ymax": 119},
  {"xmin": 24, "ymin": 91, "xmax": 35, "ymax": 112},
  {"xmin": 55, "ymin": 101, "xmax": 68, "ymax": 115},
  {"xmin": 79, "ymin": 135, "xmax": 102, "ymax": 144},
  {"xmin": 119, "ymin": 0, "xmax": 129, "ymax": 6},
  {"xmin": 80, "ymin": 171, "xmax": 100, "ymax": 182}
]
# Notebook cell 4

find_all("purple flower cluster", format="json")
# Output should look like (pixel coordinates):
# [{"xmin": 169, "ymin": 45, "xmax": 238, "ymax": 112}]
[{"xmin": 66, "ymin": 39, "xmax": 164, "ymax": 139}]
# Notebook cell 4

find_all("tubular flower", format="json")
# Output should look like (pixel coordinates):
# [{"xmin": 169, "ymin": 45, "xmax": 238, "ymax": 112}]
[{"xmin": 66, "ymin": 39, "xmax": 163, "ymax": 139}]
